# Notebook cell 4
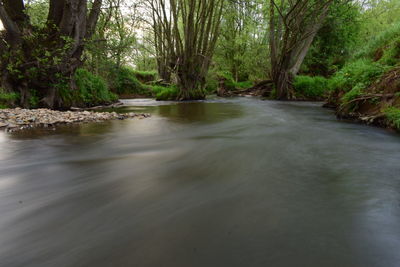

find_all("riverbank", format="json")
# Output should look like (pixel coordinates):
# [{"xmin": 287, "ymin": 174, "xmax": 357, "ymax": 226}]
[{"xmin": 0, "ymin": 108, "xmax": 150, "ymax": 132}]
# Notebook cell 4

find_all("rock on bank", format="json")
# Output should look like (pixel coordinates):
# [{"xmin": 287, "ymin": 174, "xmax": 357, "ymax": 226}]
[{"xmin": 0, "ymin": 108, "xmax": 150, "ymax": 132}]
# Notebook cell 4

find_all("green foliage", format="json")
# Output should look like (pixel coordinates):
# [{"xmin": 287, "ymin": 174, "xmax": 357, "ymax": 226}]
[
  {"xmin": 113, "ymin": 67, "xmax": 152, "ymax": 96},
  {"xmin": 64, "ymin": 68, "xmax": 118, "ymax": 106},
  {"xmin": 356, "ymin": 22, "xmax": 400, "ymax": 60},
  {"xmin": 132, "ymin": 70, "xmax": 157, "ymax": 83},
  {"xmin": 25, "ymin": 0, "xmax": 49, "ymax": 27},
  {"xmin": 214, "ymin": 71, "xmax": 253, "ymax": 91},
  {"xmin": 213, "ymin": 0, "xmax": 269, "ymax": 81},
  {"xmin": 294, "ymin": 76, "xmax": 328, "ymax": 98},
  {"xmin": 205, "ymin": 75, "xmax": 219, "ymax": 94},
  {"xmin": 217, "ymin": 71, "xmax": 236, "ymax": 91},
  {"xmin": 378, "ymin": 39, "xmax": 400, "ymax": 66},
  {"xmin": 341, "ymin": 83, "xmax": 364, "ymax": 103},
  {"xmin": 384, "ymin": 107, "xmax": 400, "ymax": 129},
  {"xmin": 0, "ymin": 89, "xmax": 19, "ymax": 108},
  {"xmin": 235, "ymin": 81, "xmax": 253, "ymax": 89},
  {"xmin": 302, "ymin": 2, "xmax": 361, "ymax": 76},
  {"xmin": 151, "ymin": 85, "xmax": 179, "ymax": 100},
  {"xmin": 328, "ymin": 59, "xmax": 386, "ymax": 93},
  {"xmin": 358, "ymin": 0, "xmax": 400, "ymax": 45},
  {"xmin": 29, "ymin": 90, "xmax": 39, "ymax": 108}
]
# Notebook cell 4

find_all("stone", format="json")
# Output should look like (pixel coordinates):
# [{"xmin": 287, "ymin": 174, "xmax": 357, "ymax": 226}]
[{"xmin": 0, "ymin": 107, "xmax": 150, "ymax": 132}]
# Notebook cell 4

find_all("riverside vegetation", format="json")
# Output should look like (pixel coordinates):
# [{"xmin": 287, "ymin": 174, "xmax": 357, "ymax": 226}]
[{"xmin": 1, "ymin": 0, "xmax": 400, "ymax": 131}]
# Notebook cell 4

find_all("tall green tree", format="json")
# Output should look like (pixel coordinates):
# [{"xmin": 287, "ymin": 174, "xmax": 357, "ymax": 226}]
[
  {"xmin": 302, "ymin": 1, "xmax": 360, "ymax": 76},
  {"xmin": 0, "ymin": 0, "xmax": 102, "ymax": 108},
  {"xmin": 150, "ymin": 0, "xmax": 225, "ymax": 100},
  {"xmin": 215, "ymin": 0, "xmax": 268, "ymax": 81},
  {"xmin": 269, "ymin": 0, "xmax": 333, "ymax": 99}
]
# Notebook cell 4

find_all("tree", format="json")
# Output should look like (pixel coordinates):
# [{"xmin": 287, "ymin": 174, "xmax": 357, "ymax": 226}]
[
  {"xmin": 150, "ymin": 0, "xmax": 225, "ymax": 100},
  {"xmin": 301, "ymin": 1, "xmax": 360, "ymax": 76},
  {"xmin": 0, "ymin": 0, "xmax": 102, "ymax": 108},
  {"xmin": 269, "ymin": 0, "xmax": 333, "ymax": 99},
  {"xmin": 86, "ymin": 0, "xmax": 143, "ymax": 74},
  {"xmin": 215, "ymin": 0, "xmax": 268, "ymax": 82}
]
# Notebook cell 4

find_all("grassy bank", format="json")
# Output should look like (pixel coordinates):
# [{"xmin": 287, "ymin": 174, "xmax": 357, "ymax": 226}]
[{"xmin": 294, "ymin": 22, "xmax": 400, "ymax": 131}]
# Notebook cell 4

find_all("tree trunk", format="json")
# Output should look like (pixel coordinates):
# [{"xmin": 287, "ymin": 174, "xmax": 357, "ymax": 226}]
[
  {"xmin": 177, "ymin": 70, "xmax": 206, "ymax": 100},
  {"xmin": 268, "ymin": 0, "xmax": 332, "ymax": 100},
  {"xmin": 151, "ymin": 0, "xmax": 224, "ymax": 100},
  {"xmin": 0, "ymin": 0, "xmax": 103, "ymax": 109}
]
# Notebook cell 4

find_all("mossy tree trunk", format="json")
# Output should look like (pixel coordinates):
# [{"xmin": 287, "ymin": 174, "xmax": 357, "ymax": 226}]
[{"xmin": 0, "ymin": 0, "xmax": 102, "ymax": 108}]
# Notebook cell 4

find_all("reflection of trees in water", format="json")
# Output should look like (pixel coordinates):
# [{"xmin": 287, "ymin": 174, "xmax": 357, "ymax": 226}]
[
  {"xmin": 6, "ymin": 102, "xmax": 245, "ymax": 142},
  {"xmin": 8, "ymin": 121, "xmax": 114, "ymax": 142},
  {"xmin": 157, "ymin": 103, "xmax": 244, "ymax": 123}
]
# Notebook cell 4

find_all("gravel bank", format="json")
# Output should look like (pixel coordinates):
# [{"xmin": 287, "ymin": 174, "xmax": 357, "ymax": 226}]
[{"xmin": 0, "ymin": 108, "xmax": 150, "ymax": 132}]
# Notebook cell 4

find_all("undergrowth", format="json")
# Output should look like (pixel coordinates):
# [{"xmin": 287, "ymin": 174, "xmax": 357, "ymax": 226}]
[
  {"xmin": 293, "ymin": 76, "xmax": 328, "ymax": 98},
  {"xmin": 384, "ymin": 107, "xmax": 400, "ymax": 129},
  {"xmin": 151, "ymin": 85, "xmax": 179, "ymax": 100},
  {"xmin": 61, "ymin": 68, "xmax": 118, "ymax": 107},
  {"xmin": 0, "ymin": 88, "xmax": 20, "ymax": 108}
]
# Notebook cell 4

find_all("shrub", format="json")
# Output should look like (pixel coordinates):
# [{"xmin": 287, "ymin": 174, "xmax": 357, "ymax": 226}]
[
  {"xmin": 217, "ymin": 71, "xmax": 236, "ymax": 91},
  {"xmin": 132, "ymin": 70, "xmax": 157, "ymax": 83},
  {"xmin": 328, "ymin": 59, "xmax": 386, "ymax": 92},
  {"xmin": 113, "ymin": 67, "xmax": 152, "ymax": 96},
  {"xmin": 151, "ymin": 85, "xmax": 179, "ymax": 100},
  {"xmin": 356, "ymin": 22, "xmax": 400, "ymax": 60},
  {"xmin": 378, "ymin": 39, "xmax": 400, "ymax": 66},
  {"xmin": 29, "ymin": 90, "xmax": 39, "ymax": 108},
  {"xmin": 341, "ymin": 83, "xmax": 365, "ymax": 103},
  {"xmin": 294, "ymin": 75, "xmax": 328, "ymax": 98},
  {"xmin": 235, "ymin": 81, "xmax": 253, "ymax": 89},
  {"xmin": 205, "ymin": 71, "xmax": 219, "ymax": 94},
  {"xmin": 205, "ymin": 77, "xmax": 218, "ymax": 94},
  {"xmin": 0, "ymin": 88, "xmax": 19, "ymax": 108},
  {"xmin": 384, "ymin": 107, "xmax": 400, "ymax": 129},
  {"xmin": 68, "ymin": 68, "xmax": 118, "ymax": 106}
]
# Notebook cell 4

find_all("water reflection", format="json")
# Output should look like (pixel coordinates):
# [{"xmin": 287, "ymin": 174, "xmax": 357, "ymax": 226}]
[{"xmin": 0, "ymin": 98, "xmax": 400, "ymax": 267}]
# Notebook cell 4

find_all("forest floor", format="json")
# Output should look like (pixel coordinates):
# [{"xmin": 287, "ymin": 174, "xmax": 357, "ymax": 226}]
[{"xmin": 0, "ymin": 108, "xmax": 150, "ymax": 132}]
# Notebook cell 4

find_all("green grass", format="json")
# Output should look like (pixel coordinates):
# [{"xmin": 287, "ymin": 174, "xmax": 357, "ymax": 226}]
[
  {"xmin": 151, "ymin": 85, "xmax": 179, "ymax": 100},
  {"xmin": 384, "ymin": 107, "xmax": 400, "ymax": 129},
  {"xmin": 294, "ymin": 75, "xmax": 328, "ymax": 98},
  {"xmin": 207, "ymin": 71, "xmax": 253, "ymax": 92},
  {"xmin": 328, "ymin": 59, "xmax": 387, "ymax": 93},
  {"xmin": 235, "ymin": 81, "xmax": 253, "ymax": 89},
  {"xmin": 356, "ymin": 22, "xmax": 400, "ymax": 60},
  {"xmin": 132, "ymin": 70, "xmax": 157, "ymax": 83},
  {"xmin": 341, "ymin": 83, "xmax": 364, "ymax": 103},
  {"xmin": 327, "ymin": 22, "xmax": 400, "ymax": 107},
  {"xmin": 378, "ymin": 39, "xmax": 400, "ymax": 66},
  {"xmin": 113, "ymin": 67, "xmax": 152, "ymax": 96}
]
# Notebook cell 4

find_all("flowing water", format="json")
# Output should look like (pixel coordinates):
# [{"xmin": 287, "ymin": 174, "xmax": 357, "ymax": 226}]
[{"xmin": 0, "ymin": 98, "xmax": 400, "ymax": 267}]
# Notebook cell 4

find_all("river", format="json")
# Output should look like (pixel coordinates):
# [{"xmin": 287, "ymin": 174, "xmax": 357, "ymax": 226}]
[{"xmin": 0, "ymin": 98, "xmax": 399, "ymax": 267}]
